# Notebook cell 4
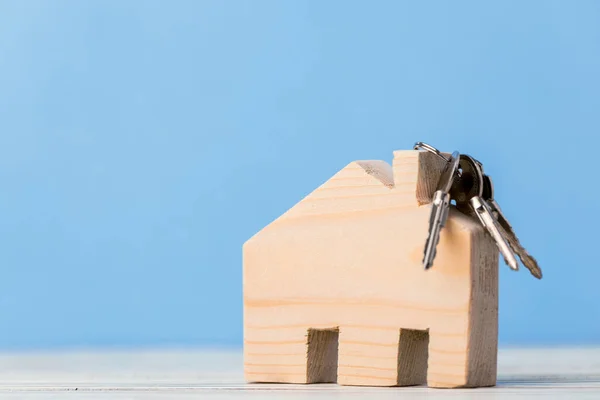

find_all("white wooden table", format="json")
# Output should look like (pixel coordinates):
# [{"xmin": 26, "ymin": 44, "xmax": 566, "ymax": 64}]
[{"xmin": 0, "ymin": 347, "xmax": 598, "ymax": 398}]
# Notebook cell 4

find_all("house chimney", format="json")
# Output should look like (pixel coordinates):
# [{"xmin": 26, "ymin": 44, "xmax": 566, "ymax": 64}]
[{"xmin": 392, "ymin": 150, "xmax": 447, "ymax": 206}]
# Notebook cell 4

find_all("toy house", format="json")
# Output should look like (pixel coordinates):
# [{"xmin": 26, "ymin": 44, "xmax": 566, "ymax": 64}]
[{"xmin": 243, "ymin": 150, "xmax": 499, "ymax": 388}]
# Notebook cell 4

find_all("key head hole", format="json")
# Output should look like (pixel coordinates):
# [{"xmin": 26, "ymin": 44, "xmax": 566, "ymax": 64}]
[
  {"xmin": 474, "ymin": 203, "xmax": 485, "ymax": 215},
  {"xmin": 450, "ymin": 155, "xmax": 484, "ymax": 209}
]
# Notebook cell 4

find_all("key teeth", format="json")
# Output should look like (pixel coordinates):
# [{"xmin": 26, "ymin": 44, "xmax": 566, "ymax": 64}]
[
  {"xmin": 504, "ymin": 232, "xmax": 543, "ymax": 279},
  {"xmin": 521, "ymin": 255, "xmax": 543, "ymax": 279},
  {"xmin": 489, "ymin": 199, "xmax": 543, "ymax": 280},
  {"xmin": 423, "ymin": 233, "xmax": 440, "ymax": 270},
  {"xmin": 423, "ymin": 250, "xmax": 436, "ymax": 270},
  {"xmin": 522, "ymin": 256, "xmax": 543, "ymax": 279}
]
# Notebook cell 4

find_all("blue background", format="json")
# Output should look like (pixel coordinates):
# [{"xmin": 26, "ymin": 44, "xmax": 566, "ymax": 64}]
[{"xmin": 0, "ymin": 0, "xmax": 598, "ymax": 350}]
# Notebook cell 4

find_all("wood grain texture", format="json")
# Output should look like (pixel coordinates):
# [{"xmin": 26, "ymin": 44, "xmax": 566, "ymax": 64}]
[
  {"xmin": 307, "ymin": 329, "xmax": 339, "ymax": 383},
  {"xmin": 243, "ymin": 149, "xmax": 499, "ymax": 388}
]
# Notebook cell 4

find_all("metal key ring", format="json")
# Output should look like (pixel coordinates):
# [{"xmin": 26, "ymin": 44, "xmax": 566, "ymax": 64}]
[{"xmin": 413, "ymin": 142, "xmax": 451, "ymax": 163}]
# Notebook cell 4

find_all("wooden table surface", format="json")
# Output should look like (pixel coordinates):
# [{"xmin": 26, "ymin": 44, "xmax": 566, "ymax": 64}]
[{"xmin": 0, "ymin": 347, "xmax": 598, "ymax": 399}]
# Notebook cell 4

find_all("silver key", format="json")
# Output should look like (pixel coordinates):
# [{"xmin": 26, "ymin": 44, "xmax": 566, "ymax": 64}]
[
  {"xmin": 470, "ymin": 196, "xmax": 519, "ymax": 271},
  {"xmin": 422, "ymin": 150, "xmax": 460, "ymax": 270},
  {"xmin": 482, "ymin": 175, "xmax": 542, "ymax": 279},
  {"xmin": 453, "ymin": 155, "xmax": 519, "ymax": 272}
]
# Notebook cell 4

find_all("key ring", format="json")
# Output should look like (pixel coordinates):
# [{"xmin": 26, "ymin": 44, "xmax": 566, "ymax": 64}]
[{"xmin": 413, "ymin": 142, "xmax": 451, "ymax": 163}]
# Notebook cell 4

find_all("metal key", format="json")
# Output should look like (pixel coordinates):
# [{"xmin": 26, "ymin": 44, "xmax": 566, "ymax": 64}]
[
  {"xmin": 482, "ymin": 175, "xmax": 543, "ymax": 279},
  {"xmin": 422, "ymin": 150, "xmax": 461, "ymax": 270},
  {"xmin": 452, "ymin": 155, "xmax": 519, "ymax": 272}
]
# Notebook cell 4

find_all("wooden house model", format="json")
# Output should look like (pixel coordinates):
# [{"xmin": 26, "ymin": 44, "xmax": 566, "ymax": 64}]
[{"xmin": 243, "ymin": 149, "xmax": 499, "ymax": 388}]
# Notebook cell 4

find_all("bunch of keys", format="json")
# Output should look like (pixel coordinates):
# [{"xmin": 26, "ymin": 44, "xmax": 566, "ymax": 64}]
[{"xmin": 414, "ymin": 142, "xmax": 542, "ymax": 279}]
